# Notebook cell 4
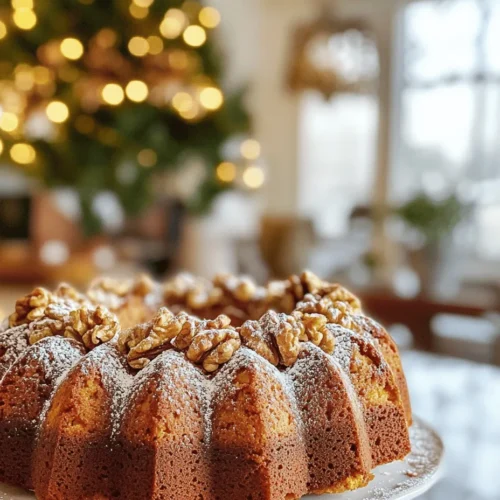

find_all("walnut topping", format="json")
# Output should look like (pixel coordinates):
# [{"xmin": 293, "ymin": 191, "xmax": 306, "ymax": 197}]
[
  {"xmin": 293, "ymin": 311, "xmax": 336, "ymax": 355},
  {"xmin": 320, "ymin": 285, "xmax": 362, "ymax": 313},
  {"xmin": 186, "ymin": 328, "xmax": 241, "ymax": 373},
  {"xmin": 66, "ymin": 305, "xmax": 119, "ymax": 350},
  {"xmin": 9, "ymin": 287, "xmax": 55, "ymax": 327},
  {"xmin": 122, "ymin": 307, "xmax": 187, "ymax": 369},
  {"xmin": 120, "ymin": 309, "xmax": 240, "ymax": 372},
  {"xmin": 163, "ymin": 273, "xmax": 199, "ymax": 303},
  {"xmin": 239, "ymin": 320, "xmax": 280, "ymax": 366},
  {"xmin": 28, "ymin": 302, "xmax": 73, "ymax": 345},
  {"xmin": 213, "ymin": 274, "xmax": 264, "ymax": 303},
  {"xmin": 130, "ymin": 274, "xmax": 156, "ymax": 297},
  {"xmin": 173, "ymin": 315, "xmax": 231, "ymax": 350},
  {"xmin": 186, "ymin": 286, "xmax": 224, "ymax": 310},
  {"xmin": 54, "ymin": 283, "xmax": 89, "ymax": 305},
  {"xmin": 260, "ymin": 311, "xmax": 304, "ymax": 366},
  {"xmin": 27, "ymin": 303, "xmax": 118, "ymax": 350}
]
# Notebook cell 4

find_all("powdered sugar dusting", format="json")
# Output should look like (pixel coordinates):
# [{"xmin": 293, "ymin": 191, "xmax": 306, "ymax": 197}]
[{"xmin": 0, "ymin": 326, "xmax": 31, "ymax": 379}]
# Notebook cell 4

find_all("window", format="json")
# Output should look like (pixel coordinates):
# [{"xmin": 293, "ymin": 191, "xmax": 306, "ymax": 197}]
[{"xmin": 396, "ymin": 0, "xmax": 500, "ymax": 258}]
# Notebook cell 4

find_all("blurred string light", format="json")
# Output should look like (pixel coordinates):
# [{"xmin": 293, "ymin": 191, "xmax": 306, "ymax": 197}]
[
  {"xmin": 183, "ymin": 25, "xmax": 206, "ymax": 47},
  {"xmin": 0, "ymin": 21, "xmax": 7, "ymax": 40},
  {"xmin": 160, "ymin": 9, "xmax": 187, "ymax": 39},
  {"xmin": 199, "ymin": 7, "xmax": 220, "ymax": 29},
  {"xmin": 0, "ymin": 112, "xmax": 19, "ymax": 132},
  {"xmin": 12, "ymin": 7, "xmax": 37, "ymax": 30},
  {"xmin": 33, "ymin": 65, "xmax": 51, "ymax": 85},
  {"xmin": 240, "ymin": 139, "xmax": 261, "ymax": 160},
  {"xmin": 133, "ymin": 0, "xmax": 154, "ymax": 6},
  {"xmin": 199, "ymin": 86, "xmax": 223, "ymax": 110},
  {"xmin": 172, "ymin": 91, "xmax": 194, "ymax": 113},
  {"xmin": 126, "ymin": 80, "xmax": 149, "ymax": 102},
  {"xmin": 15, "ymin": 64, "xmax": 34, "ymax": 91},
  {"xmin": 216, "ymin": 161, "xmax": 236, "ymax": 183},
  {"xmin": 0, "ymin": 139, "xmax": 4, "ymax": 155},
  {"xmin": 12, "ymin": 0, "xmax": 34, "ymax": 7},
  {"xmin": 243, "ymin": 165, "xmax": 265, "ymax": 189},
  {"xmin": 147, "ymin": 35, "xmax": 163, "ymax": 54},
  {"xmin": 46, "ymin": 100, "xmax": 69, "ymax": 123},
  {"xmin": 60, "ymin": 38, "xmax": 84, "ymax": 60},
  {"xmin": 129, "ymin": 3, "xmax": 148, "ymax": 19},
  {"xmin": 137, "ymin": 148, "xmax": 157, "ymax": 167},
  {"xmin": 128, "ymin": 36, "xmax": 149, "ymax": 57},
  {"xmin": 10, "ymin": 143, "xmax": 36, "ymax": 164},
  {"xmin": 101, "ymin": 83, "xmax": 124, "ymax": 105},
  {"xmin": 95, "ymin": 28, "xmax": 117, "ymax": 48}
]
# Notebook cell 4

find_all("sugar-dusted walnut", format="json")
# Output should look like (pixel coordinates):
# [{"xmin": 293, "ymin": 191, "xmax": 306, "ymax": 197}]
[
  {"xmin": 130, "ymin": 274, "xmax": 157, "ymax": 297},
  {"xmin": 321, "ymin": 284, "xmax": 362, "ymax": 313},
  {"xmin": 163, "ymin": 273, "xmax": 199, "ymax": 303},
  {"xmin": 213, "ymin": 273, "xmax": 264, "ymax": 303},
  {"xmin": 65, "ymin": 305, "xmax": 119, "ymax": 350},
  {"xmin": 173, "ymin": 315, "xmax": 231, "ymax": 350},
  {"xmin": 239, "ymin": 320, "xmax": 280, "ymax": 366},
  {"xmin": 300, "ymin": 270, "xmax": 326, "ymax": 294},
  {"xmin": 186, "ymin": 328, "xmax": 241, "ymax": 373},
  {"xmin": 54, "ymin": 283, "xmax": 89, "ymax": 305},
  {"xmin": 9, "ymin": 287, "xmax": 55, "ymax": 328},
  {"xmin": 293, "ymin": 311, "xmax": 336, "ymax": 355},
  {"xmin": 260, "ymin": 311, "xmax": 304, "ymax": 366},
  {"xmin": 28, "ymin": 302, "xmax": 77, "ymax": 345},
  {"xmin": 122, "ymin": 307, "xmax": 188, "ymax": 369},
  {"xmin": 185, "ymin": 285, "xmax": 224, "ymax": 310}
]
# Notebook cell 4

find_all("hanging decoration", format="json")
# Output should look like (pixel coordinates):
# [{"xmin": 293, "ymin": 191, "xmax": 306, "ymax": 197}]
[{"xmin": 287, "ymin": 6, "xmax": 379, "ymax": 99}]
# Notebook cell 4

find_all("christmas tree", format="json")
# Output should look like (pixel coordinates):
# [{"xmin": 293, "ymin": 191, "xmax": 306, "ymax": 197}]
[{"xmin": 0, "ymin": 0, "xmax": 252, "ymax": 235}]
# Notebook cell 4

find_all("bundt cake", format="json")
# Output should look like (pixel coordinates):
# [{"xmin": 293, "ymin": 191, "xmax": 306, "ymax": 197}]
[{"xmin": 0, "ymin": 271, "xmax": 412, "ymax": 499}]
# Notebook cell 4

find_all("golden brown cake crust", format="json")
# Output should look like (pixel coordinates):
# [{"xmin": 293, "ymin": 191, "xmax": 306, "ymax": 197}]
[{"xmin": 0, "ymin": 271, "xmax": 412, "ymax": 500}]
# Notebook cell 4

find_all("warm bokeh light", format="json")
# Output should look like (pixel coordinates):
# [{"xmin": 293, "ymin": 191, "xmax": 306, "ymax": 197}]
[
  {"xmin": 46, "ymin": 101, "xmax": 70, "ymax": 123},
  {"xmin": 10, "ymin": 143, "xmax": 36, "ymax": 164},
  {"xmin": 128, "ymin": 36, "xmax": 149, "ymax": 57},
  {"xmin": 243, "ymin": 165, "xmax": 265, "ymax": 189},
  {"xmin": 199, "ymin": 7, "xmax": 221, "ymax": 29},
  {"xmin": 0, "ymin": 139, "xmax": 4, "ymax": 155},
  {"xmin": 137, "ymin": 148, "xmax": 157, "ymax": 167},
  {"xmin": 183, "ymin": 25, "xmax": 206, "ymax": 47},
  {"xmin": 12, "ymin": 0, "xmax": 34, "ymax": 7},
  {"xmin": 95, "ymin": 28, "xmax": 117, "ymax": 48},
  {"xmin": 13, "ymin": 8, "xmax": 37, "ymax": 30},
  {"xmin": 34, "ymin": 65, "xmax": 51, "ymax": 85},
  {"xmin": 129, "ymin": 3, "xmax": 148, "ymax": 19},
  {"xmin": 15, "ymin": 66, "xmax": 34, "ymax": 91},
  {"xmin": 172, "ymin": 92, "xmax": 194, "ymax": 113},
  {"xmin": 133, "ymin": 0, "xmax": 153, "ymax": 7},
  {"xmin": 0, "ymin": 112, "xmax": 19, "ymax": 132},
  {"xmin": 74, "ymin": 114, "xmax": 95, "ymax": 134},
  {"xmin": 216, "ymin": 161, "xmax": 236, "ymax": 183},
  {"xmin": 179, "ymin": 104, "xmax": 200, "ymax": 120},
  {"xmin": 101, "ymin": 83, "xmax": 125, "ymax": 105},
  {"xmin": 159, "ymin": 10, "xmax": 186, "ymax": 39},
  {"xmin": 168, "ymin": 50, "xmax": 189, "ymax": 70},
  {"xmin": 199, "ymin": 86, "xmax": 223, "ymax": 110},
  {"xmin": 126, "ymin": 80, "xmax": 149, "ymax": 102},
  {"xmin": 60, "ymin": 38, "xmax": 84, "ymax": 60},
  {"xmin": 240, "ymin": 139, "xmax": 261, "ymax": 160},
  {"xmin": 0, "ymin": 21, "xmax": 7, "ymax": 40},
  {"xmin": 147, "ymin": 35, "xmax": 164, "ymax": 54}
]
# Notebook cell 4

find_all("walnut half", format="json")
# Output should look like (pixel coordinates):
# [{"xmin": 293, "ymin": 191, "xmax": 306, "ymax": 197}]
[{"xmin": 9, "ymin": 287, "xmax": 55, "ymax": 328}]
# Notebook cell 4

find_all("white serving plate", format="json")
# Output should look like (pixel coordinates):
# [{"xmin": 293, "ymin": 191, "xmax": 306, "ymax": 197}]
[{"xmin": 0, "ymin": 417, "xmax": 443, "ymax": 500}]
